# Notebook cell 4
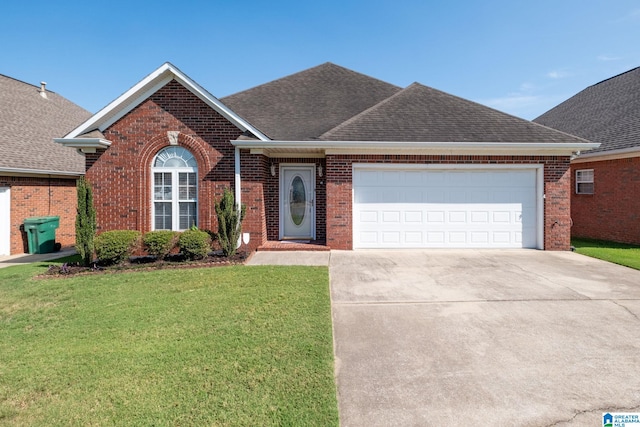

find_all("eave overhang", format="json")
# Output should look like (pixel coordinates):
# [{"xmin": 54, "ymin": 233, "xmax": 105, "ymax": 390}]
[
  {"xmin": 571, "ymin": 145, "xmax": 640, "ymax": 163},
  {"xmin": 54, "ymin": 138, "xmax": 112, "ymax": 153},
  {"xmin": 231, "ymin": 140, "xmax": 601, "ymax": 157},
  {"xmin": 0, "ymin": 167, "xmax": 83, "ymax": 178}
]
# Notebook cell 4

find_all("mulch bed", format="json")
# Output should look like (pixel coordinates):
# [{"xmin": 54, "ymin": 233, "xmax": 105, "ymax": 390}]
[{"xmin": 40, "ymin": 251, "xmax": 249, "ymax": 278}]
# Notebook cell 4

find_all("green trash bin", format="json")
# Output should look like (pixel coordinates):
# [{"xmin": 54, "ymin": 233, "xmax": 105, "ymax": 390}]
[{"xmin": 24, "ymin": 216, "xmax": 60, "ymax": 254}]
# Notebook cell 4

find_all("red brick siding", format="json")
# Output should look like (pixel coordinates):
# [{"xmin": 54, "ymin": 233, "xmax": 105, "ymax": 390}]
[
  {"xmin": 86, "ymin": 80, "xmax": 243, "ymax": 235},
  {"xmin": 1, "ymin": 175, "xmax": 77, "ymax": 254},
  {"xmin": 325, "ymin": 154, "xmax": 571, "ymax": 251},
  {"xmin": 239, "ymin": 152, "xmax": 268, "ymax": 251},
  {"xmin": 571, "ymin": 157, "xmax": 640, "ymax": 245}
]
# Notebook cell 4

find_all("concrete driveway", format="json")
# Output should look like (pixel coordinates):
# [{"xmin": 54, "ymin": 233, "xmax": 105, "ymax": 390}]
[{"xmin": 330, "ymin": 249, "xmax": 640, "ymax": 426}]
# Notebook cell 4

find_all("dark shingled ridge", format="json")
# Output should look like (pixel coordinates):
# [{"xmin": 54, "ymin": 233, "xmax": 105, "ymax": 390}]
[
  {"xmin": 221, "ymin": 62, "xmax": 402, "ymax": 140},
  {"xmin": 534, "ymin": 67, "xmax": 640, "ymax": 153},
  {"xmin": 321, "ymin": 82, "xmax": 587, "ymax": 143}
]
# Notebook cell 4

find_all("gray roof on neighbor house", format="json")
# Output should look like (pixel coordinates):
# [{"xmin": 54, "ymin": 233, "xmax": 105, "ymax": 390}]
[
  {"xmin": 534, "ymin": 67, "xmax": 640, "ymax": 153},
  {"xmin": 321, "ymin": 82, "xmax": 586, "ymax": 143},
  {"xmin": 221, "ymin": 63, "xmax": 402, "ymax": 141},
  {"xmin": 0, "ymin": 74, "xmax": 91, "ymax": 174}
]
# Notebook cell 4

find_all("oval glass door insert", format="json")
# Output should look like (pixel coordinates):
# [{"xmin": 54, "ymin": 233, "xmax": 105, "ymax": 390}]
[{"xmin": 290, "ymin": 176, "xmax": 306, "ymax": 226}]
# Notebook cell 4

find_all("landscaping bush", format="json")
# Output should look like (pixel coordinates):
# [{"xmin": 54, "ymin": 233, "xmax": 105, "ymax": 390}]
[
  {"xmin": 75, "ymin": 177, "xmax": 96, "ymax": 267},
  {"xmin": 95, "ymin": 230, "xmax": 141, "ymax": 265},
  {"xmin": 143, "ymin": 230, "xmax": 178, "ymax": 259},
  {"xmin": 178, "ymin": 229, "xmax": 211, "ymax": 260},
  {"xmin": 215, "ymin": 187, "xmax": 246, "ymax": 257}
]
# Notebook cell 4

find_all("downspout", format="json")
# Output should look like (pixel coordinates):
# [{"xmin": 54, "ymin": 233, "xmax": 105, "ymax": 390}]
[{"xmin": 234, "ymin": 147, "xmax": 241, "ymax": 210}]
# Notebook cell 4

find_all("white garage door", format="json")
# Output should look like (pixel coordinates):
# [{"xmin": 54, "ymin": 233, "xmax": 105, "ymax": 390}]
[
  {"xmin": 0, "ymin": 187, "xmax": 10, "ymax": 256},
  {"xmin": 353, "ymin": 167, "xmax": 540, "ymax": 249}
]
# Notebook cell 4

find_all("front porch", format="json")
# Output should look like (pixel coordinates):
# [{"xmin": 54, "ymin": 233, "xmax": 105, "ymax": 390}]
[{"xmin": 257, "ymin": 240, "xmax": 330, "ymax": 251}]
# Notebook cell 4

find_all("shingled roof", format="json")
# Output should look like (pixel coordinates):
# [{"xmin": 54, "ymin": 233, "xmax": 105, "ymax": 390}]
[
  {"xmin": 321, "ymin": 82, "xmax": 585, "ymax": 143},
  {"xmin": 223, "ymin": 63, "xmax": 588, "ymax": 144},
  {"xmin": 534, "ymin": 67, "xmax": 640, "ymax": 154},
  {"xmin": 221, "ymin": 63, "xmax": 402, "ymax": 140},
  {"xmin": 0, "ymin": 74, "xmax": 91, "ymax": 175}
]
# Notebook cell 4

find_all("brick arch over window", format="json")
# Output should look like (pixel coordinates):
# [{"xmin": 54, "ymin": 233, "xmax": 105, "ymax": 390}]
[{"xmin": 137, "ymin": 132, "xmax": 216, "ymax": 232}]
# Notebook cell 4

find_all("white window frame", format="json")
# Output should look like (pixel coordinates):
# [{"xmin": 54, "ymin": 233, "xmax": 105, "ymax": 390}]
[
  {"xmin": 152, "ymin": 147, "xmax": 198, "ymax": 231},
  {"xmin": 575, "ymin": 169, "xmax": 594, "ymax": 195}
]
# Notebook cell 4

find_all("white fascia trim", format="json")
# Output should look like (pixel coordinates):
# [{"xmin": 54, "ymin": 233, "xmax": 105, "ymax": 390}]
[
  {"xmin": 232, "ymin": 140, "xmax": 600, "ymax": 155},
  {"xmin": 0, "ymin": 167, "xmax": 83, "ymax": 177},
  {"xmin": 63, "ymin": 63, "xmax": 269, "ymax": 142},
  {"xmin": 571, "ymin": 146, "xmax": 640, "ymax": 163},
  {"xmin": 54, "ymin": 138, "xmax": 112, "ymax": 153}
]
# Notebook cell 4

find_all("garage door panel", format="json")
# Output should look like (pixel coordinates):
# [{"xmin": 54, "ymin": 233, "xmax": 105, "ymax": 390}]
[{"xmin": 353, "ymin": 168, "xmax": 539, "ymax": 249}]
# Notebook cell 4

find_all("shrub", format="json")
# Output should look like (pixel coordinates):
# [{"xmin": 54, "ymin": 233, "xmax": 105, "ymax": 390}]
[
  {"xmin": 178, "ymin": 229, "xmax": 211, "ymax": 260},
  {"xmin": 75, "ymin": 177, "xmax": 96, "ymax": 266},
  {"xmin": 94, "ymin": 230, "xmax": 141, "ymax": 265},
  {"xmin": 143, "ymin": 230, "xmax": 178, "ymax": 259},
  {"xmin": 215, "ymin": 188, "xmax": 246, "ymax": 257}
]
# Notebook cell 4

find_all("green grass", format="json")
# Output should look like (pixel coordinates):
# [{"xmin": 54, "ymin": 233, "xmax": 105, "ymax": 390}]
[
  {"xmin": 0, "ymin": 257, "xmax": 338, "ymax": 426},
  {"xmin": 572, "ymin": 238, "xmax": 640, "ymax": 270}
]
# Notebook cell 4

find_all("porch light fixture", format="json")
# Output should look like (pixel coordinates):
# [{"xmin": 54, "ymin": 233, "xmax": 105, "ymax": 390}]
[
  {"xmin": 270, "ymin": 163, "xmax": 276, "ymax": 176},
  {"xmin": 318, "ymin": 164, "xmax": 323, "ymax": 177}
]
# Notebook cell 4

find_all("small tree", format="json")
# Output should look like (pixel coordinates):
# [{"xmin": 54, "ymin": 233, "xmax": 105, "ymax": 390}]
[
  {"xmin": 76, "ymin": 177, "xmax": 97, "ymax": 266},
  {"xmin": 215, "ymin": 188, "xmax": 246, "ymax": 257}
]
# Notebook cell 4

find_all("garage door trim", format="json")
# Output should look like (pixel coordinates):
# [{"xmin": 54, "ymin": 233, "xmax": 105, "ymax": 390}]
[{"xmin": 352, "ymin": 163, "xmax": 544, "ymax": 249}]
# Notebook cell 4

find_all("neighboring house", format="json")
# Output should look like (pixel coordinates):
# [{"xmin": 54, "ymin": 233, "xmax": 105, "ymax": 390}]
[
  {"xmin": 0, "ymin": 74, "xmax": 91, "ymax": 255},
  {"xmin": 56, "ymin": 62, "xmax": 596, "ymax": 251},
  {"xmin": 534, "ymin": 67, "xmax": 640, "ymax": 245}
]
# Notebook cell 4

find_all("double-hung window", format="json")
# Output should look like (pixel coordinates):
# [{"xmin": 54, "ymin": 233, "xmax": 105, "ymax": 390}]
[
  {"xmin": 152, "ymin": 147, "xmax": 198, "ymax": 230},
  {"xmin": 575, "ymin": 169, "xmax": 594, "ymax": 194}
]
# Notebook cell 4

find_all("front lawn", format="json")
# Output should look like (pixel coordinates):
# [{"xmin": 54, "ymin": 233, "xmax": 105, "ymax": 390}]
[
  {"xmin": 572, "ymin": 238, "xmax": 640, "ymax": 270},
  {"xmin": 0, "ymin": 258, "xmax": 338, "ymax": 426}
]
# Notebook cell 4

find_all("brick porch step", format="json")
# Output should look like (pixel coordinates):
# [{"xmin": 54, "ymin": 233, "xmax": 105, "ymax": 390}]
[{"xmin": 257, "ymin": 240, "xmax": 330, "ymax": 251}]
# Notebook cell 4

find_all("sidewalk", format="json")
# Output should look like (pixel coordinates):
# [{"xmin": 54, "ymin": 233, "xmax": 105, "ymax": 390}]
[
  {"xmin": 246, "ymin": 250, "xmax": 330, "ymax": 266},
  {"xmin": 0, "ymin": 248, "xmax": 77, "ymax": 269}
]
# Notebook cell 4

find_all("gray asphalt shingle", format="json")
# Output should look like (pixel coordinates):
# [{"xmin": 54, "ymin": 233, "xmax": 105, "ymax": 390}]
[
  {"xmin": 321, "ymin": 82, "xmax": 586, "ymax": 143},
  {"xmin": 534, "ymin": 67, "xmax": 640, "ymax": 153},
  {"xmin": 223, "ymin": 63, "xmax": 588, "ymax": 144},
  {"xmin": 221, "ymin": 63, "xmax": 402, "ymax": 140},
  {"xmin": 0, "ymin": 74, "xmax": 91, "ymax": 174}
]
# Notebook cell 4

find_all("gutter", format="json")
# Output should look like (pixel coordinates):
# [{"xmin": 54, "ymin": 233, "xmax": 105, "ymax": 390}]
[
  {"xmin": 571, "ymin": 145, "xmax": 640, "ymax": 163},
  {"xmin": 54, "ymin": 138, "xmax": 112, "ymax": 154},
  {"xmin": 0, "ymin": 167, "xmax": 83, "ymax": 178},
  {"xmin": 231, "ymin": 140, "xmax": 600, "ymax": 156}
]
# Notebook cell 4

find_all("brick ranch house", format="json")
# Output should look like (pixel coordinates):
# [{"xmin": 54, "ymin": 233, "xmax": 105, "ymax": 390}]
[
  {"xmin": 56, "ymin": 62, "xmax": 597, "ymax": 251},
  {"xmin": 0, "ymin": 74, "xmax": 91, "ymax": 255},
  {"xmin": 535, "ymin": 67, "xmax": 640, "ymax": 245}
]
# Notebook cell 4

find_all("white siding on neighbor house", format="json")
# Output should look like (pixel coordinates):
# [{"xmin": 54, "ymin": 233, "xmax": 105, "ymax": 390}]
[
  {"xmin": 0, "ymin": 187, "xmax": 10, "ymax": 255},
  {"xmin": 353, "ymin": 166, "xmax": 541, "ymax": 249}
]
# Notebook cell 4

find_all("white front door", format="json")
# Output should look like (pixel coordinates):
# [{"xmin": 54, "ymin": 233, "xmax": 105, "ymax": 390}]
[
  {"xmin": 0, "ymin": 187, "xmax": 10, "ymax": 255},
  {"xmin": 281, "ymin": 166, "xmax": 315, "ymax": 239}
]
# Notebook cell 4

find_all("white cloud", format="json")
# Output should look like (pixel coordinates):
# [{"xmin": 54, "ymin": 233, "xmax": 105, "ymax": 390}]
[
  {"xmin": 546, "ymin": 70, "xmax": 570, "ymax": 79},
  {"xmin": 479, "ymin": 93, "xmax": 567, "ymax": 120},
  {"xmin": 597, "ymin": 55, "xmax": 621, "ymax": 61}
]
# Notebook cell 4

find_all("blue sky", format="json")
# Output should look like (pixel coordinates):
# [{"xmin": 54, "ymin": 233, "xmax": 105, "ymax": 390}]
[{"xmin": 2, "ymin": 0, "xmax": 639, "ymax": 120}]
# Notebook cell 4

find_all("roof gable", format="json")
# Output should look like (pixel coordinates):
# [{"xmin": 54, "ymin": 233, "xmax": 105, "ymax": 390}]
[
  {"xmin": 0, "ymin": 74, "xmax": 91, "ymax": 175},
  {"xmin": 321, "ymin": 82, "xmax": 589, "ymax": 143},
  {"xmin": 534, "ymin": 67, "xmax": 640, "ymax": 153},
  {"xmin": 64, "ymin": 62, "xmax": 269, "ymax": 141},
  {"xmin": 221, "ymin": 62, "xmax": 402, "ymax": 141}
]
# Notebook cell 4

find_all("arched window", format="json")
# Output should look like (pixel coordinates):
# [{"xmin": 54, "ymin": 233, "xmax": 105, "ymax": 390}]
[{"xmin": 152, "ymin": 146, "xmax": 197, "ymax": 230}]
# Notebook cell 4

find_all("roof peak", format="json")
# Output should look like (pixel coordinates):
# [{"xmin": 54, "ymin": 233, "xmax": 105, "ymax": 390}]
[{"xmin": 589, "ymin": 66, "xmax": 640, "ymax": 88}]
